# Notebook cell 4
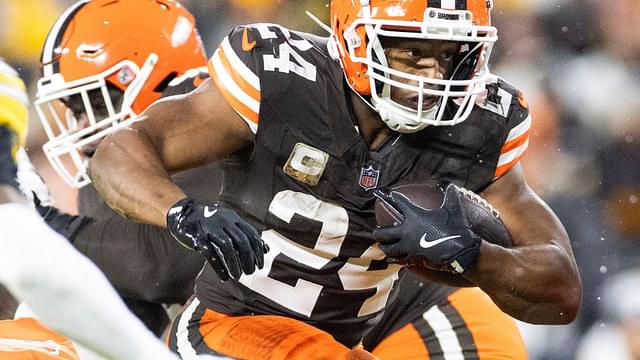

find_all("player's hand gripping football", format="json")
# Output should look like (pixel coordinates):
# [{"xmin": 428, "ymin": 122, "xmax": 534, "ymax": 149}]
[
  {"xmin": 167, "ymin": 198, "xmax": 268, "ymax": 281},
  {"xmin": 373, "ymin": 183, "xmax": 483, "ymax": 274}
]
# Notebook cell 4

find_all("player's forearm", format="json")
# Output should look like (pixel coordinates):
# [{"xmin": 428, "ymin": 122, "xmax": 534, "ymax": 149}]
[
  {"xmin": 464, "ymin": 241, "xmax": 582, "ymax": 324},
  {"xmin": 89, "ymin": 127, "xmax": 186, "ymax": 227},
  {"xmin": 0, "ymin": 203, "xmax": 176, "ymax": 360}
]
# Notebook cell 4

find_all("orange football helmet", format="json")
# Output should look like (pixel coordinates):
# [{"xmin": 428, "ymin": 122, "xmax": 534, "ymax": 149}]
[
  {"xmin": 330, "ymin": 0, "xmax": 498, "ymax": 132},
  {"xmin": 35, "ymin": 0, "xmax": 206, "ymax": 187}
]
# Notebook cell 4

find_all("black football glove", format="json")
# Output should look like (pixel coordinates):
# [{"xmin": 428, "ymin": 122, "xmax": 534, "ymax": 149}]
[
  {"xmin": 373, "ymin": 183, "xmax": 482, "ymax": 274},
  {"xmin": 34, "ymin": 195, "xmax": 92, "ymax": 242},
  {"xmin": 167, "ymin": 197, "xmax": 268, "ymax": 281}
]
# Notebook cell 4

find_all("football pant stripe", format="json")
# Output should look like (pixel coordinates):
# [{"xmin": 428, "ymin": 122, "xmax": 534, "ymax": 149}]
[
  {"xmin": 174, "ymin": 297, "xmax": 230, "ymax": 359},
  {"xmin": 447, "ymin": 288, "xmax": 527, "ymax": 360},
  {"xmin": 422, "ymin": 306, "xmax": 465, "ymax": 360},
  {"xmin": 438, "ymin": 303, "xmax": 478, "ymax": 359},
  {"xmin": 217, "ymin": 46, "xmax": 261, "ymax": 103},
  {"xmin": 208, "ymin": 57, "xmax": 260, "ymax": 131},
  {"xmin": 192, "ymin": 305, "xmax": 227, "ymax": 356},
  {"xmin": 370, "ymin": 322, "xmax": 432, "ymax": 358},
  {"xmin": 220, "ymin": 36, "xmax": 261, "ymax": 91},
  {"xmin": 414, "ymin": 315, "xmax": 444, "ymax": 359},
  {"xmin": 175, "ymin": 297, "xmax": 201, "ymax": 359},
  {"xmin": 166, "ymin": 316, "xmax": 177, "ymax": 349}
]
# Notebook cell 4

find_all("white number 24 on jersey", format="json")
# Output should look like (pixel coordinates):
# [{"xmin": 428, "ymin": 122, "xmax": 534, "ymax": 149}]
[
  {"xmin": 252, "ymin": 24, "xmax": 317, "ymax": 82},
  {"xmin": 239, "ymin": 190, "xmax": 400, "ymax": 318}
]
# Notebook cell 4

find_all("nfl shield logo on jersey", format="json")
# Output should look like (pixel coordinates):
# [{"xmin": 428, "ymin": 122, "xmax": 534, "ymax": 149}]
[{"xmin": 359, "ymin": 165, "xmax": 380, "ymax": 190}]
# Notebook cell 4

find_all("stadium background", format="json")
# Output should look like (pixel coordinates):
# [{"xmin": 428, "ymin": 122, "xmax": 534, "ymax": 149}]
[{"xmin": 2, "ymin": 0, "xmax": 639, "ymax": 358}]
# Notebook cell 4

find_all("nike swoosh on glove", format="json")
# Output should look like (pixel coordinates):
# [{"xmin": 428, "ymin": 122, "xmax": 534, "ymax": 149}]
[{"xmin": 373, "ymin": 183, "xmax": 482, "ymax": 274}]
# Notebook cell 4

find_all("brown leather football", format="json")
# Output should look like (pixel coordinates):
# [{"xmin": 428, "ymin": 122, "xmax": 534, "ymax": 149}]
[
  {"xmin": 374, "ymin": 181, "xmax": 443, "ymax": 226},
  {"xmin": 375, "ymin": 181, "xmax": 512, "ymax": 248},
  {"xmin": 374, "ymin": 181, "xmax": 512, "ymax": 286}
]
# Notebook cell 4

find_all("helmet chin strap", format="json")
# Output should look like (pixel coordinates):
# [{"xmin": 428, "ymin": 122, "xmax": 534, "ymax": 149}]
[{"xmin": 375, "ymin": 99, "xmax": 437, "ymax": 133}]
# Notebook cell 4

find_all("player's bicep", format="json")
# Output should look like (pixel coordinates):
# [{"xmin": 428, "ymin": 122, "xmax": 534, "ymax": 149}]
[
  {"xmin": 132, "ymin": 78, "xmax": 254, "ymax": 173},
  {"xmin": 481, "ymin": 164, "xmax": 571, "ymax": 251}
]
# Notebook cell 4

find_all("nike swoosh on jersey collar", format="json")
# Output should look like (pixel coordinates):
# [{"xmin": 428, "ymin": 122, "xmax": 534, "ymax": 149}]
[{"xmin": 419, "ymin": 234, "xmax": 461, "ymax": 249}]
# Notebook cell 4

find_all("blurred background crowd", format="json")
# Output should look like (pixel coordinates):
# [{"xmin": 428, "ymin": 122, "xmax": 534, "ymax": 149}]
[{"xmin": 2, "ymin": 0, "xmax": 639, "ymax": 359}]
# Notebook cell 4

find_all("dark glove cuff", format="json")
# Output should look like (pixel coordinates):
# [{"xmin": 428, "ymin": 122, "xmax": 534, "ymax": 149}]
[
  {"xmin": 167, "ymin": 196, "xmax": 194, "ymax": 232},
  {"xmin": 167, "ymin": 196, "xmax": 206, "ymax": 251},
  {"xmin": 450, "ymin": 239, "xmax": 482, "ymax": 274}
]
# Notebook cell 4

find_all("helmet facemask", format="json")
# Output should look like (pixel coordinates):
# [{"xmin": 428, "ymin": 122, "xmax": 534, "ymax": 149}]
[
  {"xmin": 35, "ymin": 54, "xmax": 157, "ymax": 188},
  {"xmin": 336, "ymin": 6, "xmax": 497, "ymax": 133}
]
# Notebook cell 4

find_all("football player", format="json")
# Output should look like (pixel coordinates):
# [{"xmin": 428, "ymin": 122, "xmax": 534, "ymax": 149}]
[
  {"xmin": 89, "ymin": 0, "xmax": 582, "ymax": 359},
  {"xmin": 35, "ymin": 2, "xmax": 525, "ymax": 358},
  {"xmin": 0, "ymin": 58, "xmax": 180, "ymax": 359},
  {"xmin": 33, "ymin": 0, "xmax": 216, "ymax": 336}
]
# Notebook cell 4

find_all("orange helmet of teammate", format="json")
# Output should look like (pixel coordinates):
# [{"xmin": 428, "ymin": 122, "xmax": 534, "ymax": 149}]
[
  {"xmin": 330, "ymin": 0, "xmax": 498, "ymax": 132},
  {"xmin": 35, "ymin": 0, "xmax": 206, "ymax": 188}
]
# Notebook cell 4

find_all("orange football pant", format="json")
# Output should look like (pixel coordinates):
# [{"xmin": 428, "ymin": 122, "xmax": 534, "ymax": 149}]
[
  {"xmin": 0, "ymin": 317, "xmax": 79, "ymax": 359},
  {"xmin": 371, "ymin": 288, "xmax": 527, "ymax": 359},
  {"xmin": 168, "ymin": 297, "xmax": 378, "ymax": 360}
]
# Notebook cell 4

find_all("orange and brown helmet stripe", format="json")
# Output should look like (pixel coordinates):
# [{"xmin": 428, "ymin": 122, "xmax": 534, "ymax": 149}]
[{"xmin": 40, "ymin": 0, "xmax": 89, "ymax": 78}]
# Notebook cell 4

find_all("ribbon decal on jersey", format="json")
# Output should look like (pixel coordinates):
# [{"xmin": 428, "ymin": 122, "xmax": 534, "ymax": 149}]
[{"xmin": 359, "ymin": 165, "xmax": 380, "ymax": 191}]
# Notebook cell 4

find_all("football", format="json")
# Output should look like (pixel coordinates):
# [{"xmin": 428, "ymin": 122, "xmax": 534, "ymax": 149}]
[
  {"xmin": 375, "ymin": 181, "xmax": 513, "ymax": 248},
  {"xmin": 374, "ymin": 181, "xmax": 512, "ymax": 286},
  {"xmin": 374, "ymin": 181, "xmax": 443, "ymax": 227}
]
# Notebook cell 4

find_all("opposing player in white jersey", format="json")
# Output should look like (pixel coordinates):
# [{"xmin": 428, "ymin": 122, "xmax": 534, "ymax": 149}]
[{"xmin": 0, "ymin": 58, "xmax": 180, "ymax": 360}]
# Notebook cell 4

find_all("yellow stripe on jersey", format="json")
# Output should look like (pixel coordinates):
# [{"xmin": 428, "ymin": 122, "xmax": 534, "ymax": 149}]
[
  {"xmin": 0, "ymin": 59, "xmax": 29, "ymax": 158},
  {"xmin": 207, "ymin": 35, "xmax": 261, "ymax": 134},
  {"xmin": 0, "ymin": 73, "xmax": 27, "ymax": 93}
]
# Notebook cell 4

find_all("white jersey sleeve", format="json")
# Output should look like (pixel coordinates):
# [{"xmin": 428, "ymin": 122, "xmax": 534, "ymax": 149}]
[{"xmin": 0, "ymin": 202, "xmax": 178, "ymax": 360}]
